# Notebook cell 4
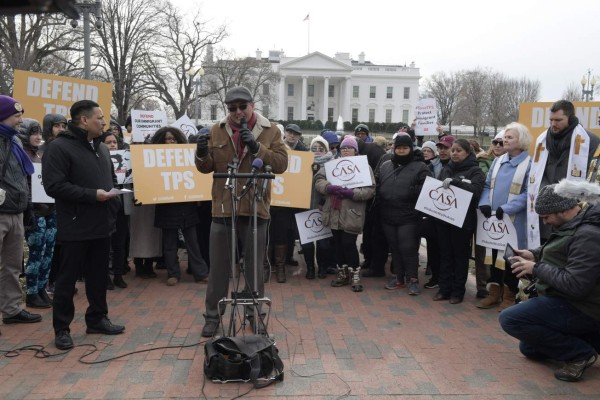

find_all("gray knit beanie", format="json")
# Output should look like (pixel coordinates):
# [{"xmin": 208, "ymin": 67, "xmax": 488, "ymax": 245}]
[{"xmin": 535, "ymin": 184, "xmax": 579, "ymax": 215}]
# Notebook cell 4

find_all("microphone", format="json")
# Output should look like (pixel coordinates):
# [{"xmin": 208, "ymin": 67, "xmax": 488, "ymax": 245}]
[
  {"xmin": 260, "ymin": 165, "xmax": 272, "ymax": 198},
  {"xmin": 240, "ymin": 116, "xmax": 247, "ymax": 130},
  {"xmin": 242, "ymin": 158, "xmax": 263, "ymax": 191}
]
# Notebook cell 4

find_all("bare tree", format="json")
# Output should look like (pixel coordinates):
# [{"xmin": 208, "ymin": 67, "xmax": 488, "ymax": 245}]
[
  {"xmin": 457, "ymin": 68, "xmax": 491, "ymax": 136},
  {"xmin": 143, "ymin": 2, "xmax": 227, "ymax": 119},
  {"xmin": 0, "ymin": 13, "xmax": 79, "ymax": 94},
  {"xmin": 505, "ymin": 77, "xmax": 540, "ymax": 121},
  {"xmin": 487, "ymin": 72, "xmax": 511, "ymax": 134},
  {"xmin": 203, "ymin": 48, "xmax": 280, "ymax": 117},
  {"xmin": 93, "ymin": 0, "xmax": 164, "ymax": 124},
  {"xmin": 423, "ymin": 71, "xmax": 463, "ymax": 131},
  {"xmin": 562, "ymin": 81, "xmax": 583, "ymax": 102}
]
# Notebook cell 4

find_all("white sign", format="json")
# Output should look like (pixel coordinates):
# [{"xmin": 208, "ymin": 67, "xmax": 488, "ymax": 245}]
[
  {"xmin": 171, "ymin": 114, "xmax": 198, "ymax": 138},
  {"xmin": 415, "ymin": 176, "xmax": 473, "ymax": 228},
  {"xmin": 415, "ymin": 98, "xmax": 438, "ymax": 137},
  {"xmin": 324, "ymin": 155, "xmax": 372, "ymax": 189},
  {"xmin": 32, "ymin": 163, "xmax": 54, "ymax": 203},
  {"xmin": 131, "ymin": 109, "xmax": 167, "ymax": 143},
  {"xmin": 475, "ymin": 210, "xmax": 518, "ymax": 251},
  {"xmin": 109, "ymin": 150, "xmax": 132, "ymax": 184},
  {"xmin": 295, "ymin": 209, "xmax": 332, "ymax": 244}
]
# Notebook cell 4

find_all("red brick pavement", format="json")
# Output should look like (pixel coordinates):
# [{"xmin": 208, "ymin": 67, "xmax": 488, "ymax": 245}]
[{"xmin": 0, "ymin": 253, "xmax": 598, "ymax": 399}]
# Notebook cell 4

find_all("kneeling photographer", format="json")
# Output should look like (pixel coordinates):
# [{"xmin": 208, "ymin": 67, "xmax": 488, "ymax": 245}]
[{"xmin": 499, "ymin": 181, "xmax": 600, "ymax": 382}]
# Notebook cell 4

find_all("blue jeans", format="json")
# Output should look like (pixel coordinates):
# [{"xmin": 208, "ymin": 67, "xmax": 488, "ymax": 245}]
[{"xmin": 499, "ymin": 295, "xmax": 600, "ymax": 362}]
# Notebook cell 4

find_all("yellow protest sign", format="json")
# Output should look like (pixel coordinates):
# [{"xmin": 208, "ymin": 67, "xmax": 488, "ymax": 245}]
[
  {"xmin": 271, "ymin": 150, "xmax": 313, "ymax": 209},
  {"xmin": 12, "ymin": 69, "xmax": 113, "ymax": 125},
  {"xmin": 129, "ymin": 144, "xmax": 212, "ymax": 204},
  {"xmin": 519, "ymin": 102, "xmax": 600, "ymax": 153}
]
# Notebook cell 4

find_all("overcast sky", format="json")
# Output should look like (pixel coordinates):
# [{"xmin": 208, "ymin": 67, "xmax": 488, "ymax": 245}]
[{"xmin": 174, "ymin": 0, "xmax": 599, "ymax": 102}]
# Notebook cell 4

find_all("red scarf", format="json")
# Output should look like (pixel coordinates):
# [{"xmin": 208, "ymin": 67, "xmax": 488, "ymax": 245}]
[{"xmin": 228, "ymin": 113, "xmax": 257, "ymax": 159}]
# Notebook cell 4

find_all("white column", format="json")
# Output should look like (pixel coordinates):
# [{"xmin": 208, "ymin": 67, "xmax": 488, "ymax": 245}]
[
  {"xmin": 323, "ymin": 76, "xmax": 329, "ymax": 124},
  {"xmin": 278, "ymin": 75, "xmax": 286, "ymax": 119},
  {"xmin": 301, "ymin": 75, "xmax": 308, "ymax": 120},
  {"xmin": 345, "ymin": 77, "xmax": 352, "ymax": 122}
]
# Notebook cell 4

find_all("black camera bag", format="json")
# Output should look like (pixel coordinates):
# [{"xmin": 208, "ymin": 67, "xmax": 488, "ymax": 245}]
[{"xmin": 204, "ymin": 335, "xmax": 284, "ymax": 388}]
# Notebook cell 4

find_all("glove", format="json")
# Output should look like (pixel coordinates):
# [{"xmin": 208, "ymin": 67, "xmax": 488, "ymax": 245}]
[
  {"xmin": 338, "ymin": 188, "xmax": 354, "ymax": 199},
  {"xmin": 495, "ymin": 206, "xmax": 504, "ymax": 220},
  {"xmin": 479, "ymin": 205, "xmax": 492, "ymax": 218},
  {"xmin": 133, "ymin": 198, "xmax": 143, "ymax": 207},
  {"xmin": 326, "ymin": 184, "xmax": 342, "ymax": 194},
  {"xmin": 23, "ymin": 208, "xmax": 36, "ymax": 230},
  {"xmin": 240, "ymin": 128, "xmax": 259, "ymax": 154},
  {"xmin": 442, "ymin": 178, "xmax": 453, "ymax": 190},
  {"xmin": 196, "ymin": 134, "xmax": 209, "ymax": 158}
]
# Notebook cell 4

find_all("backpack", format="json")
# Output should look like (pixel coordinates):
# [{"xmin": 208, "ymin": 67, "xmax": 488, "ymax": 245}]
[{"xmin": 204, "ymin": 335, "xmax": 284, "ymax": 388}]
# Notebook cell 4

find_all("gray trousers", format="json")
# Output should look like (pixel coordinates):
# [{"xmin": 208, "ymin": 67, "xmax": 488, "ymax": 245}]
[
  {"xmin": 0, "ymin": 213, "xmax": 25, "ymax": 317},
  {"xmin": 204, "ymin": 217, "xmax": 267, "ymax": 320}
]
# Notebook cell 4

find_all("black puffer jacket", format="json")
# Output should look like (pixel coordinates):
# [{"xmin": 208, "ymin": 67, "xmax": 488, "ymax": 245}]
[
  {"xmin": 42, "ymin": 123, "xmax": 120, "ymax": 241},
  {"xmin": 376, "ymin": 151, "xmax": 432, "ymax": 224},
  {"xmin": 438, "ymin": 153, "xmax": 485, "ymax": 230}
]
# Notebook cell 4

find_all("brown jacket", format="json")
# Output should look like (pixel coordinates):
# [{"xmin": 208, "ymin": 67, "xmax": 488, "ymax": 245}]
[{"xmin": 195, "ymin": 112, "xmax": 288, "ymax": 219}]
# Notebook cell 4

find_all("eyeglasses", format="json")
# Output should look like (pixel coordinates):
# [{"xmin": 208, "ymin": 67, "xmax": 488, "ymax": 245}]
[
  {"xmin": 227, "ymin": 103, "xmax": 249, "ymax": 113},
  {"xmin": 311, "ymin": 145, "xmax": 325, "ymax": 152},
  {"xmin": 492, "ymin": 140, "xmax": 503, "ymax": 147},
  {"xmin": 340, "ymin": 146, "xmax": 355, "ymax": 151}
]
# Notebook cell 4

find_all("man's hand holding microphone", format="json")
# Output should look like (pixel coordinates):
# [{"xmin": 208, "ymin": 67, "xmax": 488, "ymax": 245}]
[
  {"xmin": 196, "ymin": 131, "xmax": 210, "ymax": 159},
  {"xmin": 239, "ymin": 117, "xmax": 260, "ymax": 154}
]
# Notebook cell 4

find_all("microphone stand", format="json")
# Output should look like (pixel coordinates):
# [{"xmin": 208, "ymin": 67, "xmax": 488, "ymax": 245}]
[{"xmin": 213, "ymin": 168, "xmax": 275, "ymax": 337}]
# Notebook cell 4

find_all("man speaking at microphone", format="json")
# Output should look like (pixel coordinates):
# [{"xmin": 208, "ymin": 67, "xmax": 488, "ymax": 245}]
[{"xmin": 195, "ymin": 86, "xmax": 288, "ymax": 337}]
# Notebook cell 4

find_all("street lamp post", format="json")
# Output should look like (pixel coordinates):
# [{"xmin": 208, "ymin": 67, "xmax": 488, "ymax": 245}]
[
  {"xmin": 188, "ymin": 67, "xmax": 205, "ymax": 126},
  {"xmin": 70, "ymin": 0, "xmax": 102, "ymax": 80},
  {"xmin": 581, "ymin": 69, "xmax": 597, "ymax": 102}
]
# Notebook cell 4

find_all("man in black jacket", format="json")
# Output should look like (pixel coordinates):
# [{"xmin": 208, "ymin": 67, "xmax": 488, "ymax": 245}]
[{"xmin": 43, "ymin": 100, "xmax": 124, "ymax": 350}]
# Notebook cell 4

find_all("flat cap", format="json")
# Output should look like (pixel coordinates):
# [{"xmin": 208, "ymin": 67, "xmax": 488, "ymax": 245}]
[
  {"xmin": 285, "ymin": 124, "xmax": 302, "ymax": 135},
  {"xmin": 224, "ymin": 86, "xmax": 253, "ymax": 103}
]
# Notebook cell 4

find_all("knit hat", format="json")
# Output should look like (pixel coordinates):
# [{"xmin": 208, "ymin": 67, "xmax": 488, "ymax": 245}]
[
  {"xmin": 422, "ymin": 140, "xmax": 438, "ymax": 156},
  {"xmin": 340, "ymin": 135, "xmax": 359, "ymax": 152},
  {"xmin": 535, "ymin": 184, "xmax": 579, "ymax": 215},
  {"xmin": 321, "ymin": 130, "xmax": 340, "ymax": 146},
  {"xmin": 0, "ymin": 95, "xmax": 24, "ymax": 121},
  {"xmin": 310, "ymin": 135, "xmax": 329, "ymax": 151},
  {"xmin": 394, "ymin": 132, "xmax": 413, "ymax": 148},
  {"xmin": 354, "ymin": 124, "xmax": 369, "ymax": 135}
]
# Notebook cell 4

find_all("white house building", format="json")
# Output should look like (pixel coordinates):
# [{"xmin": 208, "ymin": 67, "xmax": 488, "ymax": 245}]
[
  {"xmin": 270, "ymin": 50, "xmax": 421, "ymax": 125},
  {"xmin": 200, "ymin": 49, "xmax": 421, "ymax": 126}
]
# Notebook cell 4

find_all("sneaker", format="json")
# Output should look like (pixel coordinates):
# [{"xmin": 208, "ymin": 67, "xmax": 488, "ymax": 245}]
[
  {"xmin": 166, "ymin": 277, "xmax": 178, "ymax": 286},
  {"xmin": 554, "ymin": 353, "xmax": 598, "ymax": 382},
  {"xmin": 423, "ymin": 279, "xmax": 439, "ymax": 289},
  {"xmin": 384, "ymin": 277, "xmax": 405, "ymax": 290},
  {"xmin": 408, "ymin": 279, "xmax": 420, "ymax": 295}
]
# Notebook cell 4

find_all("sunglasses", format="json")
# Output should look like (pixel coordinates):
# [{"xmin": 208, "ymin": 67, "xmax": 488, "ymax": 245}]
[
  {"xmin": 311, "ymin": 145, "xmax": 326, "ymax": 152},
  {"xmin": 227, "ymin": 103, "xmax": 248, "ymax": 113},
  {"xmin": 492, "ymin": 140, "xmax": 503, "ymax": 146}
]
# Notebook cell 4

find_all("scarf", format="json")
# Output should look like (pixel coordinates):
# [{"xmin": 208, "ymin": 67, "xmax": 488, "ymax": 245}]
[
  {"xmin": 228, "ymin": 113, "xmax": 257, "ymax": 159},
  {"xmin": 0, "ymin": 123, "xmax": 35, "ymax": 176},
  {"xmin": 527, "ymin": 124, "xmax": 589, "ymax": 248}
]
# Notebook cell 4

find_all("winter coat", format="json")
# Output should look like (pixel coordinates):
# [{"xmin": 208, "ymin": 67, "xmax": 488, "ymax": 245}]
[
  {"xmin": 479, "ymin": 151, "xmax": 530, "ymax": 249},
  {"xmin": 357, "ymin": 139, "xmax": 386, "ymax": 171},
  {"xmin": 195, "ymin": 112, "xmax": 288, "ymax": 220},
  {"xmin": 0, "ymin": 130, "xmax": 29, "ymax": 214},
  {"xmin": 154, "ymin": 201, "xmax": 201, "ymax": 229},
  {"xmin": 314, "ymin": 163, "xmax": 375, "ymax": 234},
  {"xmin": 42, "ymin": 123, "xmax": 120, "ymax": 241},
  {"xmin": 376, "ymin": 152, "xmax": 432, "ymax": 225},
  {"xmin": 438, "ymin": 153, "xmax": 485, "ymax": 230},
  {"xmin": 530, "ymin": 203, "xmax": 600, "ymax": 321}
]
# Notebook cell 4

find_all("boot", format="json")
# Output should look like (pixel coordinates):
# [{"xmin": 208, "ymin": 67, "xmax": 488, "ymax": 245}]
[
  {"xmin": 477, "ymin": 283, "xmax": 503, "ymax": 309},
  {"xmin": 498, "ymin": 286, "xmax": 517, "ymax": 312},
  {"xmin": 26, "ymin": 293, "xmax": 51, "ymax": 309},
  {"xmin": 134, "ymin": 258, "xmax": 146, "ymax": 278},
  {"xmin": 107, "ymin": 275, "xmax": 115, "ymax": 290},
  {"xmin": 331, "ymin": 265, "xmax": 350, "ymax": 287},
  {"xmin": 113, "ymin": 274, "xmax": 128, "ymax": 288},
  {"xmin": 305, "ymin": 261, "xmax": 315, "ymax": 280},
  {"xmin": 317, "ymin": 263, "xmax": 327, "ymax": 279},
  {"xmin": 350, "ymin": 266, "xmax": 363, "ymax": 292},
  {"xmin": 143, "ymin": 258, "xmax": 157, "ymax": 278},
  {"xmin": 303, "ymin": 246, "xmax": 316, "ymax": 279},
  {"xmin": 274, "ymin": 244, "xmax": 287, "ymax": 283}
]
